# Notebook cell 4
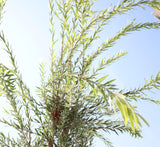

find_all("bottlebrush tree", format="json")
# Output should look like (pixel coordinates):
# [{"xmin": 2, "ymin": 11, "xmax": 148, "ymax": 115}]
[{"xmin": 0, "ymin": 0, "xmax": 160, "ymax": 146}]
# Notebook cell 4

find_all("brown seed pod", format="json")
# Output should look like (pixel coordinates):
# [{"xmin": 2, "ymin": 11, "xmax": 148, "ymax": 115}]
[
  {"xmin": 153, "ymin": 0, "xmax": 160, "ymax": 21},
  {"xmin": 51, "ymin": 106, "xmax": 61, "ymax": 125}
]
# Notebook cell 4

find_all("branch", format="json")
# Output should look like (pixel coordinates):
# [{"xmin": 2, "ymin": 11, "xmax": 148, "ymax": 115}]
[
  {"xmin": 124, "ymin": 72, "xmax": 160, "ymax": 96},
  {"xmin": 84, "ymin": 21, "xmax": 160, "ymax": 71}
]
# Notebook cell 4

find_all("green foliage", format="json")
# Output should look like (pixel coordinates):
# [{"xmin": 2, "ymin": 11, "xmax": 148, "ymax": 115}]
[
  {"xmin": 0, "ymin": 0, "xmax": 160, "ymax": 146},
  {"xmin": 0, "ymin": 0, "xmax": 7, "ymax": 24}
]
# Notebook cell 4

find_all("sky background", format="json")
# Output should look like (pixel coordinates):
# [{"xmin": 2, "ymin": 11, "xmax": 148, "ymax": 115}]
[{"xmin": 0, "ymin": 0, "xmax": 160, "ymax": 147}]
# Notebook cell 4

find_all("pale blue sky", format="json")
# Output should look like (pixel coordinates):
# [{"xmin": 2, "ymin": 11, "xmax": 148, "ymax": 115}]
[{"xmin": 0, "ymin": 0, "xmax": 160, "ymax": 147}]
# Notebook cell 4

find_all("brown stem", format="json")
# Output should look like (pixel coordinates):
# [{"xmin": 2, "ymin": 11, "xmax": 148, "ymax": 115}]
[{"xmin": 48, "ymin": 139, "xmax": 53, "ymax": 147}]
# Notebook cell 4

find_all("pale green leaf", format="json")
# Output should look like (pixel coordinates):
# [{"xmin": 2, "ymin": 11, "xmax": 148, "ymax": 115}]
[
  {"xmin": 137, "ymin": 113, "xmax": 149, "ymax": 127},
  {"xmin": 97, "ymin": 75, "xmax": 108, "ymax": 83}
]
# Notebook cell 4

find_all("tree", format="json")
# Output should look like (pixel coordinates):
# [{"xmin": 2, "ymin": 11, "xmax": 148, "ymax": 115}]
[{"xmin": 0, "ymin": 0, "xmax": 160, "ymax": 146}]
